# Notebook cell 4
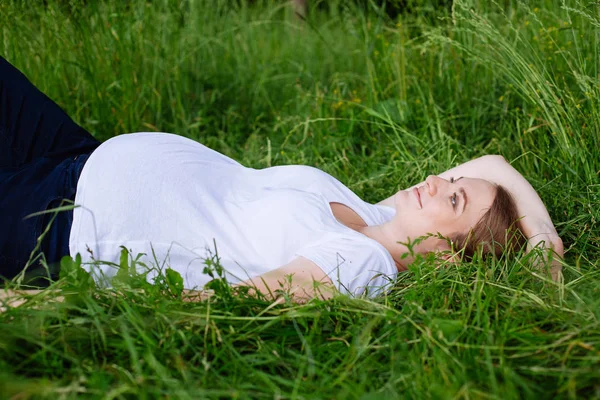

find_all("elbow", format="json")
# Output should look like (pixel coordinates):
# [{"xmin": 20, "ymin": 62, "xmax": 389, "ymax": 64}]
[
  {"xmin": 479, "ymin": 154, "xmax": 508, "ymax": 165},
  {"xmin": 482, "ymin": 154, "xmax": 507, "ymax": 163}
]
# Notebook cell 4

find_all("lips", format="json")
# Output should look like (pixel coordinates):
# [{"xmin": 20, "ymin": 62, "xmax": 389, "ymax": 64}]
[{"xmin": 412, "ymin": 187, "xmax": 422, "ymax": 209}]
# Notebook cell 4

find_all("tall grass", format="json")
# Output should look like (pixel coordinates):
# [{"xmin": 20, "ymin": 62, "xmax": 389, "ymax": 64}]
[{"xmin": 1, "ymin": 0, "xmax": 599, "ymax": 398}]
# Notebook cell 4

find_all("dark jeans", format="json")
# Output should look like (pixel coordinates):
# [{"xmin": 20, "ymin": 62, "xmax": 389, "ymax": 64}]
[{"xmin": 0, "ymin": 56, "xmax": 100, "ymax": 283}]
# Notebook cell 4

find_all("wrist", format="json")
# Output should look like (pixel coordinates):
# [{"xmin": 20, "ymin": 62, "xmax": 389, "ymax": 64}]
[{"xmin": 527, "ymin": 232, "xmax": 563, "ymax": 257}]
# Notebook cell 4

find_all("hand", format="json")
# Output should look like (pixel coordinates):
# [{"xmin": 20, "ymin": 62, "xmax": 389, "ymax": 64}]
[
  {"xmin": 182, "ymin": 289, "xmax": 215, "ymax": 302},
  {"xmin": 0, "ymin": 289, "xmax": 49, "ymax": 312},
  {"xmin": 527, "ymin": 230, "xmax": 564, "ymax": 281}
]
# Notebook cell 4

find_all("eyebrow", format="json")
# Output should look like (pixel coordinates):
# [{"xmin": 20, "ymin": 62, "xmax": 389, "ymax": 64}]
[
  {"xmin": 453, "ymin": 177, "xmax": 467, "ymax": 214},
  {"xmin": 460, "ymin": 188, "xmax": 468, "ymax": 213}
]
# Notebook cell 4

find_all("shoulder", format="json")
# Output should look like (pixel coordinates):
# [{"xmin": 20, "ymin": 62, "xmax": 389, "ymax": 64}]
[{"xmin": 275, "ymin": 164, "xmax": 350, "ymax": 189}]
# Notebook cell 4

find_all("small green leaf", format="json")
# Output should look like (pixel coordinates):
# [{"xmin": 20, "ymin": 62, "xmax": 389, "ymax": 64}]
[
  {"xmin": 116, "ymin": 247, "xmax": 130, "ymax": 280},
  {"xmin": 59, "ymin": 254, "xmax": 78, "ymax": 281},
  {"xmin": 165, "ymin": 268, "xmax": 184, "ymax": 297},
  {"xmin": 59, "ymin": 253, "xmax": 94, "ymax": 291}
]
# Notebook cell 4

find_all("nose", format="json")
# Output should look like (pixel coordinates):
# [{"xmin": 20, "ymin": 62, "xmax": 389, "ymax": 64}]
[{"xmin": 425, "ymin": 175, "xmax": 447, "ymax": 196}]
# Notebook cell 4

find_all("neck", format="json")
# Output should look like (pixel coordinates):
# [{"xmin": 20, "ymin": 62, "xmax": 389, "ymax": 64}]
[{"xmin": 357, "ymin": 223, "xmax": 416, "ymax": 271}]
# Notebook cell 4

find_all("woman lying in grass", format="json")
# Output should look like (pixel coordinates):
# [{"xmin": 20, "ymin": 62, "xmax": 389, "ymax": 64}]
[{"xmin": 0, "ymin": 56, "xmax": 563, "ymax": 302}]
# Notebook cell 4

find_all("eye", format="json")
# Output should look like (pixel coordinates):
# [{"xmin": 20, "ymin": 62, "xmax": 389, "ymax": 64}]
[
  {"xmin": 450, "ymin": 177, "xmax": 455, "ymax": 183},
  {"xmin": 451, "ymin": 193, "xmax": 457, "ymax": 208}
]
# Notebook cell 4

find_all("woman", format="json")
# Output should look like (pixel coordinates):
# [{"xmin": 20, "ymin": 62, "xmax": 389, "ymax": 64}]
[{"xmin": 0, "ymin": 56, "xmax": 563, "ymax": 302}]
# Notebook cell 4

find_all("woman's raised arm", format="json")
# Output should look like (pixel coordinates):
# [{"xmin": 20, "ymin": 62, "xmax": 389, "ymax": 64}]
[{"xmin": 379, "ymin": 155, "xmax": 564, "ymax": 279}]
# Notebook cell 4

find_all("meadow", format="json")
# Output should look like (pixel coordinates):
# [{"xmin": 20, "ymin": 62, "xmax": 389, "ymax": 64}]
[{"xmin": 0, "ymin": 0, "xmax": 599, "ymax": 398}]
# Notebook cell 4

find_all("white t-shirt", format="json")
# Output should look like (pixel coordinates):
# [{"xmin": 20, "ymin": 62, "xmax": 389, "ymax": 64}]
[{"xmin": 70, "ymin": 132, "xmax": 397, "ymax": 296}]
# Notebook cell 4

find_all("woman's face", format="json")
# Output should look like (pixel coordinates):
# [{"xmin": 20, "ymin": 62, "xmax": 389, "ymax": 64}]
[{"xmin": 393, "ymin": 175, "xmax": 497, "ymax": 242}]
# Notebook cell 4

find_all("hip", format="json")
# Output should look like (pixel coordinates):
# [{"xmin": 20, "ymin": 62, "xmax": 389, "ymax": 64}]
[{"xmin": 0, "ymin": 153, "xmax": 92, "ymax": 281}]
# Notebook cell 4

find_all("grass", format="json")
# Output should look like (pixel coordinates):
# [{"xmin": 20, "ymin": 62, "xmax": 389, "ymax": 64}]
[{"xmin": 1, "ymin": 0, "xmax": 599, "ymax": 398}]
